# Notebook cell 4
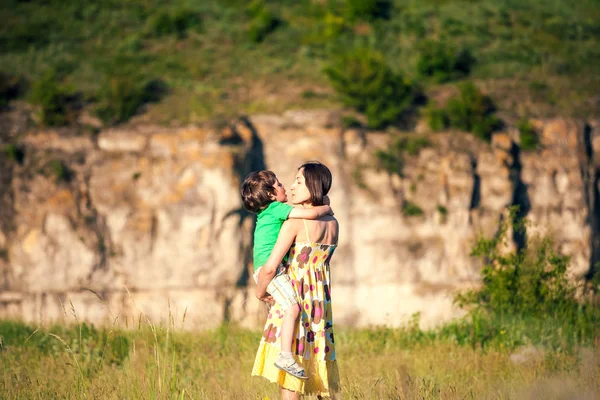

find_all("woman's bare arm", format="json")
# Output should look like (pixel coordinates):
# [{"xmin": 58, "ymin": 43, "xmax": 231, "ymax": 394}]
[{"xmin": 255, "ymin": 220, "xmax": 298, "ymax": 300}]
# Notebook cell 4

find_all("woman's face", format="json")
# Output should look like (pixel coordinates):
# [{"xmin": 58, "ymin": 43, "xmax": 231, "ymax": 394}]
[{"xmin": 290, "ymin": 168, "xmax": 311, "ymax": 205}]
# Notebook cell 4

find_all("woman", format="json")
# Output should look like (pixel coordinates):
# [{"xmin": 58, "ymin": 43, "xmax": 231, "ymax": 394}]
[{"xmin": 252, "ymin": 162, "xmax": 341, "ymax": 399}]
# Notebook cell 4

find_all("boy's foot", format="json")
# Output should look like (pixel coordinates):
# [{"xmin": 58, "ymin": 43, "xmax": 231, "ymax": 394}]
[{"xmin": 274, "ymin": 355, "xmax": 308, "ymax": 380}]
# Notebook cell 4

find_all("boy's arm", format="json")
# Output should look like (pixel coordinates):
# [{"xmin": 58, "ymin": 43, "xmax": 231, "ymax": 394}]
[{"xmin": 288, "ymin": 205, "xmax": 332, "ymax": 220}]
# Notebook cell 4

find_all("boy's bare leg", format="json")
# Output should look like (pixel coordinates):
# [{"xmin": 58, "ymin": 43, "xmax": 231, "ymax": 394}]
[
  {"xmin": 281, "ymin": 303, "xmax": 300, "ymax": 353},
  {"xmin": 275, "ymin": 302, "xmax": 307, "ymax": 379}
]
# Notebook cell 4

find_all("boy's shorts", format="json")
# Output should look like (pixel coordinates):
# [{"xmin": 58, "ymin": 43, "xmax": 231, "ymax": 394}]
[{"xmin": 253, "ymin": 264, "xmax": 298, "ymax": 312}]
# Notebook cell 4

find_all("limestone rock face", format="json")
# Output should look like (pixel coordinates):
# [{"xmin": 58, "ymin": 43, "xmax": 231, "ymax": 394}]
[{"xmin": 0, "ymin": 113, "xmax": 597, "ymax": 330}]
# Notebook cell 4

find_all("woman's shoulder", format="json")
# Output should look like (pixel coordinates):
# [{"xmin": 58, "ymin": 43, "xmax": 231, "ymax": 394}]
[{"xmin": 281, "ymin": 218, "xmax": 304, "ymax": 230}]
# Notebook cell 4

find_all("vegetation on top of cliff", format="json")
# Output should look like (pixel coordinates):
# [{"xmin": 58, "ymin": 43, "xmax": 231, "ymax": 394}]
[
  {"xmin": 426, "ymin": 82, "xmax": 502, "ymax": 141},
  {"xmin": 324, "ymin": 46, "xmax": 418, "ymax": 129},
  {"xmin": 0, "ymin": 0, "xmax": 598, "ymax": 127},
  {"xmin": 375, "ymin": 135, "xmax": 431, "ymax": 178},
  {"xmin": 517, "ymin": 118, "xmax": 540, "ymax": 151}
]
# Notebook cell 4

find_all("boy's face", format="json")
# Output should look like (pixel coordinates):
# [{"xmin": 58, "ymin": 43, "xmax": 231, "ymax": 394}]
[{"xmin": 272, "ymin": 178, "xmax": 288, "ymax": 202}]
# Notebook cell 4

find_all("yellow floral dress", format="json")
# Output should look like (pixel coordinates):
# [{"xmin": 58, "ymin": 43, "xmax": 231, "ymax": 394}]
[{"xmin": 252, "ymin": 221, "xmax": 340, "ymax": 397}]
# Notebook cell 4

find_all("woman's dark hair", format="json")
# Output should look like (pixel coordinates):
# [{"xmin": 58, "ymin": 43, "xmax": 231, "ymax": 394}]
[
  {"xmin": 241, "ymin": 170, "xmax": 278, "ymax": 213},
  {"xmin": 298, "ymin": 161, "xmax": 332, "ymax": 206}
]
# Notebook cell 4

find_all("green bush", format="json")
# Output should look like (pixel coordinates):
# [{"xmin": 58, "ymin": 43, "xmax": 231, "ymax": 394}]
[
  {"xmin": 0, "ymin": 72, "xmax": 23, "ymax": 109},
  {"xmin": 417, "ymin": 41, "xmax": 475, "ymax": 83},
  {"xmin": 402, "ymin": 200, "xmax": 424, "ymax": 217},
  {"xmin": 447, "ymin": 210, "xmax": 600, "ymax": 350},
  {"xmin": 376, "ymin": 135, "xmax": 430, "ymax": 176},
  {"xmin": 324, "ymin": 47, "xmax": 415, "ymax": 129},
  {"xmin": 376, "ymin": 146, "xmax": 404, "ymax": 177},
  {"xmin": 345, "ymin": 0, "xmax": 393, "ymax": 22},
  {"xmin": 48, "ymin": 159, "xmax": 73, "ymax": 183},
  {"xmin": 2, "ymin": 143, "xmax": 25, "ymax": 164},
  {"xmin": 28, "ymin": 70, "xmax": 76, "ymax": 127},
  {"xmin": 402, "ymin": 136, "xmax": 430, "ymax": 156},
  {"xmin": 517, "ymin": 118, "xmax": 539, "ymax": 151},
  {"xmin": 341, "ymin": 115, "xmax": 363, "ymax": 129},
  {"xmin": 429, "ymin": 82, "xmax": 500, "ymax": 141},
  {"xmin": 94, "ymin": 77, "xmax": 166, "ymax": 125},
  {"xmin": 247, "ymin": 1, "xmax": 280, "ymax": 43},
  {"xmin": 455, "ymin": 209, "xmax": 600, "ymax": 339},
  {"xmin": 144, "ymin": 7, "xmax": 202, "ymax": 39},
  {"xmin": 425, "ymin": 106, "xmax": 448, "ymax": 131}
]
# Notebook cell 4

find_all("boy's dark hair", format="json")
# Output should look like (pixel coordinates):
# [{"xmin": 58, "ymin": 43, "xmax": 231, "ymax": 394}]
[
  {"xmin": 241, "ymin": 170, "xmax": 278, "ymax": 213},
  {"xmin": 298, "ymin": 161, "xmax": 332, "ymax": 206}
]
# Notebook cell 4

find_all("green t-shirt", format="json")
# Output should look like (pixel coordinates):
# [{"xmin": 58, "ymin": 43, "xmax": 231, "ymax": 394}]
[{"xmin": 253, "ymin": 201, "xmax": 294, "ymax": 270}]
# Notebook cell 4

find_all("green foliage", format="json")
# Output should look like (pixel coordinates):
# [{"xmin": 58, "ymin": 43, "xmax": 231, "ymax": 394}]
[
  {"xmin": 324, "ymin": 47, "xmax": 415, "ymax": 129},
  {"xmin": 376, "ymin": 147, "xmax": 404, "ymax": 177},
  {"xmin": 402, "ymin": 200, "xmax": 424, "ymax": 217},
  {"xmin": 0, "ymin": 72, "xmax": 23, "ymax": 109},
  {"xmin": 341, "ymin": 115, "xmax": 363, "ymax": 129},
  {"xmin": 446, "ymin": 82, "xmax": 501, "ymax": 141},
  {"xmin": 517, "ymin": 118, "xmax": 539, "ymax": 151},
  {"xmin": 451, "ymin": 209, "xmax": 600, "ymax": 349},
  {"xmin": 436, "ymin": 204, "xmax": 448, "ymax": 216},
  {"xmin": 425, "ymin": 106, "xmax": 448, "ymax": 131},
  {"xmin": 0, "ymin": 320, "xmax": 130, "ymax": 368},
  {"xmin": 144, "ymin": 7, "xmax": 202, "ymax": 39},
  {"xmin": 247, "ymin": 1, "xmax": 280, "ymax": 43},
  {"xmin": 457, "ymin": 216, "xmax": 574, "ymax": 317},
  {"xmin": 402, "ymin": 136, "xmax": 430, "ymax": 156},
  {"xmin": 1, "ymin": 0, "xmax": 599, "ymax": 123},
  {"xmin": 2, "ymin": 143, "xmax": 25, "ymax": 164},
  {"xmin": 429, "ymin": 82, "xmax": 501, "ymax": 141},
  {"xmin": 345, "ymin": 0, "xmax": 393, "ymax": 22},
  {"xmin": 94, "ymin": 77, "xmax": 165, "ymax": 125},
  {"xmin": 417, "ymin": 41, "xmax": 475, "ymax": 83},
  {"xmin": 28, "ymin": 71, "xmax": 76, "ymax": 127},
  {"xmin": 376, "ymin": 135, "xmax": 430, "ymax": 176},
  {"xmin": 352, "ymin": 166, "xmax": 367, "ymax": 189},
  {"xmin": 48, "ymin": 159, "xmax": 73, "ymax": 183}
]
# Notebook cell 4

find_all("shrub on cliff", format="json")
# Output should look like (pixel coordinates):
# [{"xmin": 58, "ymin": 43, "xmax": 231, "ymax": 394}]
[
  {"xmin": 417, "ymin": 40, "xmax": 475, "ymax": 83},
  {"xmin": 452, "ymin": 209, "xmax": 600, "ymax": 349},
  {"xmin": 28, "ymin": 70, "xmax": 77, "ymax": 127},
  {"xmin": 94, "ymin": 76, "xmax": 166, "ymax": 125},
  {"xmin": 375, "ymin": 135, "xmax": 431, "ymax": 177},
  {"xmin": 517, "ymin": 118, "xmax": 539, "ymax": 151},
  {"xmin": 324, "ymin": 47, "xmax": 416, "ymax": 129},
  {"xmin": 0, "ymin": 72, "xmax": 23, "ymax": 110},
  {"xmin": 427, "ymin": 82, "xmax": 501, "ymax": 141}
]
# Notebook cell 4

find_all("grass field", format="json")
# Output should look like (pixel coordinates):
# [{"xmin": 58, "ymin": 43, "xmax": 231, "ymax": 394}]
[
  {"xmin": 1, "ymin": 316, "xmax": 599, "ymax": 399},
  {"xmin": 1, "ymin": 0, "xmax": 599, "ymax": 125}
]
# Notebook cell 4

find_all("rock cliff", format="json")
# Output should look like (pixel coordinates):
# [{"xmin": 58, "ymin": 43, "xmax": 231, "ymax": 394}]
[{"xmin": 0, "ymin": 111, "xmax": 598, "ymax": 329}]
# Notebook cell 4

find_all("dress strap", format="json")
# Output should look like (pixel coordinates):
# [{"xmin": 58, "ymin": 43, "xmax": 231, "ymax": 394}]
[{"xmin": 302, "ymin": 219, "xmax": 311, "ymax": 243}]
